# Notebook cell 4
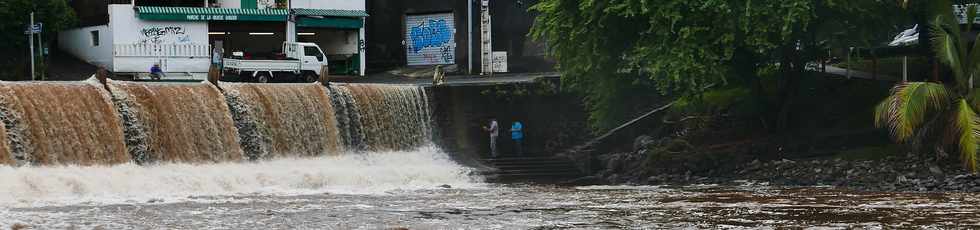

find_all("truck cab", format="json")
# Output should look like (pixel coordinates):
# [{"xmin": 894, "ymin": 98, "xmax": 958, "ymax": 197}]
[{"xmin": 284, "ymin": 42, "xmax": 328, "ymax": 76}]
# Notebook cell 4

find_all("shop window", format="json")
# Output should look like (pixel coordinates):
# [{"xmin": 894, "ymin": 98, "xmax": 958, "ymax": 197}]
[{"xmin": 91, "ymin": 31, "xmax": 100, "ymax": 47}]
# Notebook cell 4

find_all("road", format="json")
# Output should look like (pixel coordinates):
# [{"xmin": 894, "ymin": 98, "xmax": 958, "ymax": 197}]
[{"xmin": 330, "ymin": 72, "xmax": 560, "ymax": 86}]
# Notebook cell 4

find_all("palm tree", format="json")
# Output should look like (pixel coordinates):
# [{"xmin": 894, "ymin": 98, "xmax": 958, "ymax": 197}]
[{"xmin": 875, "ymin": 4, "xmax": 980, "ymax": 172}]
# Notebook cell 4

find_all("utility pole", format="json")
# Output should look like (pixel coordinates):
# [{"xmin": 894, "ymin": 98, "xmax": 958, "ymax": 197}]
[
  {"xmin": 467, "ymin": 0, "xmax": 473, "ymax": 75},
  {"xmin": 480, "ymin": 0, "xmax": 492, "ymax": 76},
  {"xmin": 29, "ymin": 12, "xmax": 35, "ymax": 81},
  {"xmin": 286, "ymin": 0, "xmax": 296, "ymax": 43},
  {"xmin": 37, "ymin": 23, "xmax": 43, "ymax": 80}
]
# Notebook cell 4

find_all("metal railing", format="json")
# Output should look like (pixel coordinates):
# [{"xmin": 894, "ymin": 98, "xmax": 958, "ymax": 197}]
[{"xmin": 114, "ymin": 44, "xmax": 210, "ymax": 58}]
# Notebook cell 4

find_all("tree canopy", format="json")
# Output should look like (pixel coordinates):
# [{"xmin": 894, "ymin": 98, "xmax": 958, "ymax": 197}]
[
  {"xmin": 0, "ymin": 0, "xmax": 76, "ymax": 80},
  {"xmin": 531, "ymin": 0, "xmax": 908, "ymax": 131}
]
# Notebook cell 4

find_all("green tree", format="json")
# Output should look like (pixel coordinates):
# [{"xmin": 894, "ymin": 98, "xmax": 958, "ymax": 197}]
[
  {"xmin": 530, "ymin": 0, "xmax": 907, "ymax": 132},
  {"xmin": 0, "ymin": 0, "xmax": 77, "ymax": 80},
  {"xmin": 875, "ymin": 3, "xmax": 980, "ymax": 172}
]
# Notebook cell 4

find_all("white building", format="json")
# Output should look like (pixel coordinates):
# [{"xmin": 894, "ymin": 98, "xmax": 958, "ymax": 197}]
[{"xmin": 59, "ymin": 0, "xmax": 367, "ymax": 79}]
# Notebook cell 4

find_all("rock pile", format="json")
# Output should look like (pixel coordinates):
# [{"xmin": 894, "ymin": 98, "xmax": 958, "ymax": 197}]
[{"xmin": 580, "ymin": 136, "xmax": 980, "ymax": 192}]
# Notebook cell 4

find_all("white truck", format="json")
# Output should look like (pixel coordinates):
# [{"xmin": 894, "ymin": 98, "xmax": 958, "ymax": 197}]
[{"xmin": 223, "ymin": 42, "xmax": 329, "ymax": 83}]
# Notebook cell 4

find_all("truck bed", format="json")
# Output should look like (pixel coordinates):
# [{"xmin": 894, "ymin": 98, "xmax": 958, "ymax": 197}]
[{"xmin": 223, "ymin": 59, "xmax": 301, "ymax": 72}]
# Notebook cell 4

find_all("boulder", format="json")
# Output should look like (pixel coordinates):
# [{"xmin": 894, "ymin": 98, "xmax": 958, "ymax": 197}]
[{"xmin": 633, "ymin": 135, "xmax": 655, "ymax": 152}]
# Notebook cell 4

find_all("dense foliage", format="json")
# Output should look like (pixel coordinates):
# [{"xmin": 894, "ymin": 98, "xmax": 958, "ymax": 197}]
[
  {"xmin": 531, "ymin": 0, "xmax": 907, "ymax": 131},
  {"xmin": 0, "ymin": 0, "xmax": 76, "ymax": 80}
]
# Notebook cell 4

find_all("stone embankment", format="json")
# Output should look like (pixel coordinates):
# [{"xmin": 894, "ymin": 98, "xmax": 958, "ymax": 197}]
[{"xmin": 575, "ymin": 136, "xmax": 980, "ymax": 192}]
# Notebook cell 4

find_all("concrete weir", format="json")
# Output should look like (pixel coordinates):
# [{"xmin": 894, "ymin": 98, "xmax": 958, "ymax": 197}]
[{"xmin": 0, "ymin": 75, "xmax": 439, "ymax": 166}]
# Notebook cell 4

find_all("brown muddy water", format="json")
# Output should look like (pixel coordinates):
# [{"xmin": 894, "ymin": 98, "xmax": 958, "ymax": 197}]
[{"xmin": 3, "ymin": 182, "xmax": 978, "ymax": 229}]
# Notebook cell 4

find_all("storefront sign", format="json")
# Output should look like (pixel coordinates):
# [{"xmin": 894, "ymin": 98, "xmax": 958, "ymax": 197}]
[
  {"xmin": 492, "ymin": 51, "xmax": 508, "ymax": 73},
  {"xmin": 185, "ymin": 15, "xmax": 240, "ymax": 21}
]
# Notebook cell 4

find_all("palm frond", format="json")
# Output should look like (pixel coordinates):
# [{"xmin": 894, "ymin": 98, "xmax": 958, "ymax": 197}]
[
  {"xmin": 969, "ymin": 90, "xmax": 980, "ymax": 111},
  {"xmin": 931, "ymin": 15, "xmax": 966, "ymax": 83},
  {"xmin": 949, "ymin": 99, "xmax": 979, "ymax": 172},
  {"xmin": 969, "ymin": 34, "xmax": 980, "ymax": 84},
  {"xmin": 875, "ymin": 82, "xmax": 951, "ymax": 142}
]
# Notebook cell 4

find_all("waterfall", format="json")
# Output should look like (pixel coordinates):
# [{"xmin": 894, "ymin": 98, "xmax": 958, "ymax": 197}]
[
  {"xmin": 330, "ymin": 84, "xmax": 433, "ymax": 151},
  {"xmin": 221, "ymin": 83, "xmax": 343, "ymax": 159},
  {"xmin": 0, "ymin": 80, "xmax": 129, "ymax": 166},
  {"xmin": 0, "ymin": 123, "xmax": 10, "ymax": 165},
  {"xmin": 107, "ymin": 80, "xmax": 244, "ymax": 164},
  {"xmin": 0, "ymin": 81, "xmax": 437, "ymax": 165}
]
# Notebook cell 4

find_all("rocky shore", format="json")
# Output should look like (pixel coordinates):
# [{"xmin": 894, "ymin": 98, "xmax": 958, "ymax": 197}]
[{"xmin": 575, "ymin": 136, "xmax": 980, "ymax": 192}]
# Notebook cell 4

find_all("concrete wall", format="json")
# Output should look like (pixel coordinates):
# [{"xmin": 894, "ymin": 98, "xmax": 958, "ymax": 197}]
[
  {"xmin": 303, "ymin": 30, "xmax": 359, "ymax": 55},
  {"xmin": 109, "ymin": 4, "xmax": 211, "ymax": 73},
  {"xmin": 365, "ymin": 0, "xmax": 553, "ymax": 74},
  {"xmin": 429, "ymin": 78, "xmax": 590, "ymax": 160},
  {"xmin": 215, "ymin": 0, "xmax": 365, "ymax": 10},
  {"xmin": 365, "ymin": 0, "xmax": 469, "ymax": 72},
  {"xmin": 110, "ymin": 5, "xmax": 209, "ymax": 45},
  {"xmin": 58, "ymin": 25, "xmax": 114, "ymax": 69},
  {"xmin": 488, "ymin": 0, "xmax": 553, "ymax": 73},
  {"xmin": 71, "ymin": 0, "xmax": 111, "ymax": 27},
  {"xmin": 292, "ymin": 0, "xmax": 366, "ymax": 10},
  {"xmin": 215, "ymin": 0, "xmax": 242, "ymax": 8}
]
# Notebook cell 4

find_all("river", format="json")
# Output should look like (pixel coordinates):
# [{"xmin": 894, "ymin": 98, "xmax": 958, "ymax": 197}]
[{"xmin": 2, "ymin": 148, "xmax": 979, "ymax": 229}]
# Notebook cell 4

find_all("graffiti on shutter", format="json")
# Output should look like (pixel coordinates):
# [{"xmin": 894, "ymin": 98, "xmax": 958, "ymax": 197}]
[{"xmin": 405, "ymin": 13, "xmax": 456, "ymax": 66}]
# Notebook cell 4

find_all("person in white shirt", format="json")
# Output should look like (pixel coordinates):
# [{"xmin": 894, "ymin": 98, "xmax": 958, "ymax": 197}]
[{"xmin": 483, "ymin": 118, "xmax": 499, "ymax": 158}]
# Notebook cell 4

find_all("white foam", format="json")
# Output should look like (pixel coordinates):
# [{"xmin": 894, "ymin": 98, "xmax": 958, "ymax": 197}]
[{"xmin": 0, "ymin": 145, "xmax": 481, "ymax": 207}]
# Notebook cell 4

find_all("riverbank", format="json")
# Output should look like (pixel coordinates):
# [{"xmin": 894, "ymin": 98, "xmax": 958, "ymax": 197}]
[
  {"xmin": 559, "ymin": 74, "xmax": 980, "ymax": 192},
  {"xmin": 576, "ymin": 137, "xmax": 980, "ymax": 192}
]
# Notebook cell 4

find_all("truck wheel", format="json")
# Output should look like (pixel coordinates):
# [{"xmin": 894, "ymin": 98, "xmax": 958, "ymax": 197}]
[
  {"xmin": 303, "ymin": 72, "xmax": 318, "ymax": 83},
  {"xmin": 255, "ymin": 72, "xmax": 270, "ymax": 83}
]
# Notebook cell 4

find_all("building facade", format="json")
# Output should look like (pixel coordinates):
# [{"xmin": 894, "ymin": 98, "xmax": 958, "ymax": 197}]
[
  {"xmin": 59, "ymin": 0, "xmax": 368, "ymax": 79},
  {"xmin": 365, "ymin": 0, "xmax": 554, "ymax": 75}
]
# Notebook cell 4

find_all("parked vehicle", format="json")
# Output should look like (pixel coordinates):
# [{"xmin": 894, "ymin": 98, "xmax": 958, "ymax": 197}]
[{"xmin": 223, "ymin": 42, "xmax": 329, "ymax": 83}]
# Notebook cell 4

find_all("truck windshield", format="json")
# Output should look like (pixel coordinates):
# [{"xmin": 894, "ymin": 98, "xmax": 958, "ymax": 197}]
[{"xmin": 304, "ymin": 46, "xmax": 324, "ymax": 62}]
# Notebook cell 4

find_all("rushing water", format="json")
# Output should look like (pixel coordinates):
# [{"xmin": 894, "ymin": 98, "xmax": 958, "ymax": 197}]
[
  {"xmin": 222, "ymin": 83, "xmax": 343, "ymax": 159},
  {"xmin": 0, "ymin": 80, "xmax": 128, "ymax": 166},
  {"xmin": 330, "ymin": 84, "xmax": 432, "ymax": 152},
  {"xmin": 108, "ymin": 80, "xmax": 244, "ymax": 164}
]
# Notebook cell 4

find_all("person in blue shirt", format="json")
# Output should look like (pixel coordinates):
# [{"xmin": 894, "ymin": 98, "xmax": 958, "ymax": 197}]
[
  {"xmin": 150, "ymin": 63, "xmax": 165, "ymax": 80},
  {"xmin": 511, "ymin": 121, "xmax": 524, "ymax": 156}
]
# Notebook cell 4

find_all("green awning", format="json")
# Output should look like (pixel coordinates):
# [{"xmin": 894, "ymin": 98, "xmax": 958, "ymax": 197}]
[
  {"xmin": 297, "ymin": 17, "xmax": 363, "ymax": 29},
  {"xmin": 294, "ymin": 8, "xmax": 369, "ymax": 17},
  {"xmin": 135, "ymin": 7, "xmax": 367, "ymax": 25},
  {"xmin": 136, "ymin": 7, "xmax": 287, "ymax": 21}
]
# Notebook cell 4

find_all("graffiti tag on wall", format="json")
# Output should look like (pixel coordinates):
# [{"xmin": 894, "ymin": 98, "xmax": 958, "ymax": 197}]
[
  {"xmin": 410, "ymin": 19, "xmax": 452, "ymax": 53},
  {"xmin": 406, "ymin": 13, "xmax": 455, "ymax": 66},
  {"xmin": 138, "ymin": 26, "xmax": 192, "ymax": 44}
]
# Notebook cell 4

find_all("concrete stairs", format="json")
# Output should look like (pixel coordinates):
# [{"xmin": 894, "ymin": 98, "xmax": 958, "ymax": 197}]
[{"xmin": 482, "ymin": 156, "xmax": 584, "ymax": 183}]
